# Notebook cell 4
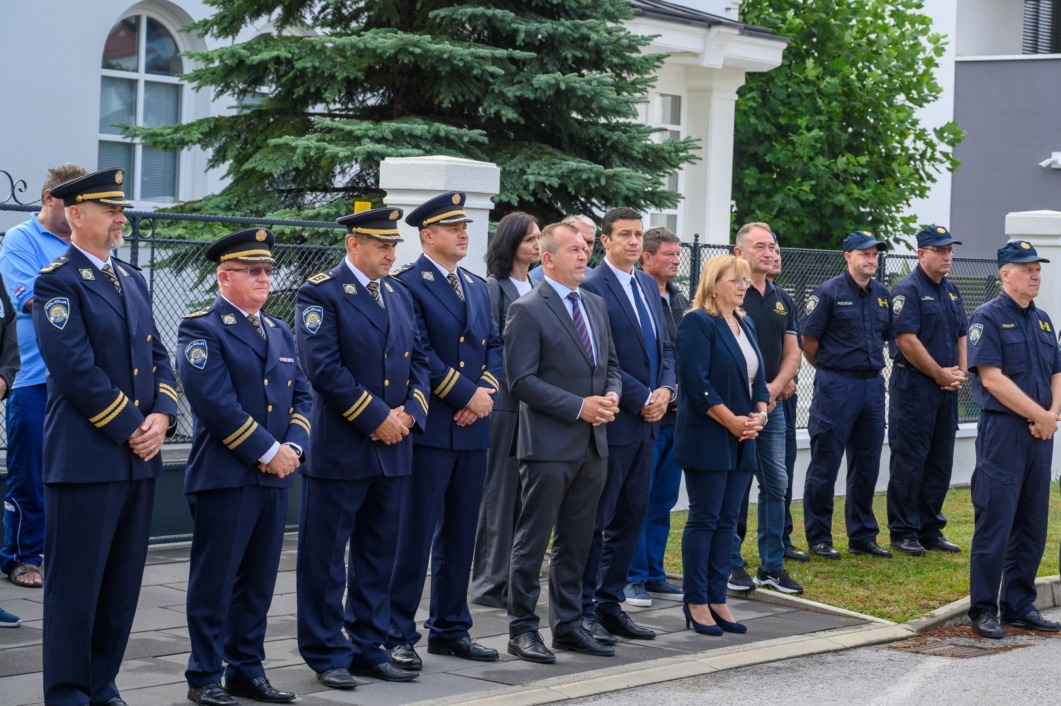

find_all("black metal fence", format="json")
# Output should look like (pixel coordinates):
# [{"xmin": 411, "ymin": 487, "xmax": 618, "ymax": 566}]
[{"xmin": 0, "ymin": 201, "xmax": 1001, "ymax": 451}]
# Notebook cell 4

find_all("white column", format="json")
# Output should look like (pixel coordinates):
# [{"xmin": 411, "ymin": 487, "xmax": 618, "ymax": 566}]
[{"xmin": 379, "ymin": 156, "xmax": 501, "ymax": 276}]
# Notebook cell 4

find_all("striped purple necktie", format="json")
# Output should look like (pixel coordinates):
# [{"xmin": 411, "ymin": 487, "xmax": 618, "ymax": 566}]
[{"xmin": 567, "ymin": 291, "xmax": 595, "ymax": 367}]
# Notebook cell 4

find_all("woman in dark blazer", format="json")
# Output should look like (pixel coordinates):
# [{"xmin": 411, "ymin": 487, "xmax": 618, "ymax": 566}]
[
  {"xmin": 470, "ymin": 211, "xmax": 540, "ymax": 608},
  {"xmin": 675, "ymin": 254, "xmax": 769, "ymax": 635}
]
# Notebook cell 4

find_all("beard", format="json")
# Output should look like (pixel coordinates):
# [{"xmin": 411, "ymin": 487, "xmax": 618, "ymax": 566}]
[{"xmin": 105, "ymin": 230, "xmax": 125, "ymax": 252}]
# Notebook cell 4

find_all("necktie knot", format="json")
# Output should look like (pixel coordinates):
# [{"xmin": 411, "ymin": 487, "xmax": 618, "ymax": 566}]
[
  {"xmin": 248, "ymin": 314, "xmax": 266, "ymax": 340},
  {"xmin": 367, "ymin": 281, "xmax": 383, "ymax": 308},
  {"xmin": 101, "ymin": 263, "xmax": 122, "ymax": 294},
  {"xmin": 447, "ymin": 272, "xmax": 465, "ymax": 302}
]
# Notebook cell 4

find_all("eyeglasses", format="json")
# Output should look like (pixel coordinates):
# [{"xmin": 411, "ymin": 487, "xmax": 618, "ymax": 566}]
[
  {"xmin": 724, "ymin": 277, "xmax": 752, "ymax": 288},
  {"xmin": 922, "ymin": 246, "xmax": 955, "ymax": 255},
  {"xmin": 226, "ymin": 266, "xmax": 274, "ymax": 278}
]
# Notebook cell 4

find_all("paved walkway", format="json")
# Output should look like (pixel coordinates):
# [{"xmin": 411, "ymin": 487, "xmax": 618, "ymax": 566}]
[{"xmin": 0, "ymin": 537, "xmax": 894, "ymax": 706}]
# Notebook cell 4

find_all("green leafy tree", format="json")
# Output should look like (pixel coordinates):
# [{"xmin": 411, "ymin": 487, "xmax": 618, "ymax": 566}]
[
  {"xmin": 732, "ymin": 0, "xmax": 963, "ymax": 248},
  {"xmin": 132, "ymin": 0, "xmax": 698, "ymax": 240}
]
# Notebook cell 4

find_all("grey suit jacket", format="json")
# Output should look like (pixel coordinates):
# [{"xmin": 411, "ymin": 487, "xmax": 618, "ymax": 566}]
[{"xmin": 504, "ymin": 280, "xmax": 621, "ymax": 462}]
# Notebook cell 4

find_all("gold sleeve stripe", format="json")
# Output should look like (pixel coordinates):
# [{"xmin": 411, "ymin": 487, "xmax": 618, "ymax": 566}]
[
  {"xmin": 222, "ymin": 416, "xmax": 256, "ymax": 446},
  {"xmin": 481, "ymin": 372, "xmax": 500, "ymax": 389},
  {"xmin": 92, "ymin": 394, "xmax": 129, "ymax": 428},
  {"xmin": 344, "ymin": 393, "xmax": 373, "ymax": 421},
  {"xmin": 433, "ymin": 368, "xmax": 459, "ymax": 398},
  {"xmin": 158, "ymin": 384, "xmax": 179, "ymax": 403},
  {"xmin": 291, "ymin": 413, "xmax": 311, "ymax": 426},
  {"xmin": 413, "ymin": 389, "xmax": 429, "ymax": 415},
  {"xmin": 90, "ymin": 392, "xmax": 128, "ymax": 425},
  {"xmin": 227, "ymin": 420, "xmax": 259, "ymax": 450},
  {"xmin": 343, "ymin": 391, "xmax": 370, "ymax": 420},
  {"xmin": 290, "ymin": 417, "xmax": 311, "ymax": 434}
]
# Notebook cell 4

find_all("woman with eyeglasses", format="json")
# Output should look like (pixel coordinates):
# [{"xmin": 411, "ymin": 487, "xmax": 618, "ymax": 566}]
[
  {"xmin": 674, "ymin": 254, "xmax": 768, "ymax": 636},
  {"xmin": 470, "ymin": 211, "xmax": 540, "ymax": 608}
]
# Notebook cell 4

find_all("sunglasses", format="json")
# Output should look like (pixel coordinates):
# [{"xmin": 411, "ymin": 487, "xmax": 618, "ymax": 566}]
[{"xmin": 226, "ymin": 266, "xmax": 274, "ymax": 278}]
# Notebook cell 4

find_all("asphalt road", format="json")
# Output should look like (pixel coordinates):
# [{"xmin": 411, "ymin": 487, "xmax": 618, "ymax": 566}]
[{"xmin": 566, "ymin": 607, "xmax": 1061, "ymax": 705}]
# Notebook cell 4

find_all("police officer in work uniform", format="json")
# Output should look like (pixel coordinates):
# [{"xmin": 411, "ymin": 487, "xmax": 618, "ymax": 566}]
[
  {"xmin": 966, "ymin": 240, "xmax": 1061, "ymax": 639},
  {"xmin": 386, "ymin": 192, "xmax": 503, "ymax": 670},
  {"xmin": 801, "ymin": 231, "xmax": 893, "ymax": 560},
  {"xmin": 33, "ymin": 167, "xmax": 179, "ymax": 706},
  {"xmin": 295, "ymin": 207, "xmax": 430, "ymax": 688},
  {"xmin": 886, "ymin": 226, "xmax": 967, "ymax": 557},
  {"xmin": 178, "ymin": 229, "xmax": 311, "ymax": 706}
]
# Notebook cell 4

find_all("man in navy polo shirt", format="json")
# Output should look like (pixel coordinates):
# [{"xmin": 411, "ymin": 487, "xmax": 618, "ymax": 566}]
[{"xmin": 886, "ymin": 226, "xmax": 967, "ymax": 557}]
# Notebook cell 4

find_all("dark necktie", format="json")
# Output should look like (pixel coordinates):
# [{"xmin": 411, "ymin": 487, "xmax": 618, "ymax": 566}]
[
  {"xmin": 101, "ymin": 263, "xmax": 122, "ymax": 295},
  {"xmin": 630, "ymin": 277, "xmax": 659, "ymax": 385},
  {"xmin": 447, "ymin": 273, "xmax": 465, "ymax": 302},
  {"xmin": 567, "ymin": 291, "xmax": 595, "ymax": 367},
  {"xmin": 367, "ymin": 281, "xmax": 384, "ymax": 308},
  {"xmin": 248, "ymin": 314, "xmax": 266, "ymax": 340}
]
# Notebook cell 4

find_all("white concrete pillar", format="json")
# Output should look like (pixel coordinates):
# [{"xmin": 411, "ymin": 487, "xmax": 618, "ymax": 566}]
[
  {"xmin": 1005, "ymin": 209, "xmax": 1061, "ymax": 469},
  {"xmin": 379, "ymin": 156, "xmax": 501, "ymax": 276}
]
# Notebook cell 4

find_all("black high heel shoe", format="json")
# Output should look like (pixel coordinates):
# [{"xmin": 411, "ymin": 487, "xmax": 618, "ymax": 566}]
[
  {"xmin": 709, "ymin": 605, "xmax": 747, "ymax": 634},
  {"xmin": 682, "ymin": 603, "xmax": 723, "ymax": 636}
]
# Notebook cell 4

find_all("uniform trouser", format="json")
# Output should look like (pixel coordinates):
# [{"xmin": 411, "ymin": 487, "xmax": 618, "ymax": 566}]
[
  {"xmin": 508, "ymin": 450, "xmax": 606, "ymax": 638},
  {"xmin": 886, "ymin": 366, "xmax": 958, "ymax": 542},
  {"xmin": 580, "ymin": 436, "xmax": 652, "ymax": 615},
  {"xmin": 42, "ymin": 478, "xmax": 154, "ymax": 706},
  {"xmin": 803, "ymin": 369, "xmax": 885, "ymax": 546},
  {"xmin": 185, "ymin": 486, "xmax": 287, "ymax": 688},
  {"xmin": 968, "ymin": 412, "xmax": 1051, "ymax": 620},
  {"xmin": 296, "ymin": 475, "xmax": 405, "ymax": 671},
  {"xmin": 470, "ymin": 407, "xmax": 522, "ymax": 608},
  {"xmin": 627, "ymin": 424, "xmax": 682, "ymax": 585},
  {"xmin": 782, "ymin": 393, "xmax": 799, "ymax": 548},
  {"xmin": 682, "ymin": 467, "xmax": 753, "ymax": 605},
  {"xmin": 731, "ymin": 404, "xmax": 788, "ymax": 573},
  {"xmin": 1, "ymin": 383, "xmax": 47, "ymax": 575},
  {"xmin": 388, "ymin": 446, "xmax": 487, "ymax": 647}
]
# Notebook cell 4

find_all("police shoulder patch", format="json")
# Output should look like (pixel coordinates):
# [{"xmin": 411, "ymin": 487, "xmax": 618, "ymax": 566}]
[
  {"xmin": 968, "ymin": 323, "xmax": 983, "ymax": 346},
  {"xmin": 307, "ymin": 272, "xmax": 331, "ymax": 285},
  {"xmin": 39, "ymin": 256, "xmax": 68, "ymax": 274},
  {"xmin": 892, "ymin": 295, "xmax": 905, "ymax": 316},
  {"xmin": 303, "ymin": 306, "xmax": 324, "ymax": 334},
  {"xmin": 805, "ymin": 295, "xmax": 819, "ymax": 315},
  {"xmin": 185, "ymin": 339, "xmax": 208, "ymax": 370},
  {"xmin": 45, "ymin": 298, "xmax": 70, "ymax": 329}
]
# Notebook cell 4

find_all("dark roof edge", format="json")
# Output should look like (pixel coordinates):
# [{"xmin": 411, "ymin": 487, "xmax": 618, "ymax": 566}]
[{"xmin": 630, "ymin": 0, "xmax": 786, "ymax": 43}]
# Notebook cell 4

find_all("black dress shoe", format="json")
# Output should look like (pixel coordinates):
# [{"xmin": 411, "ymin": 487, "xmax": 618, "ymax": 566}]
[
  {"xmin": 350, "ymin": 661, "xmax": 419, "ymax": 682},
  {"xmin": 922, "ymin": 536, "xmax": 961, "ymax": 552},
  {"xmin": 427, "ymin": 636, "xmax": 499, "ymax": 662},
  {"xmin": 508, "ymin": 630, "xmax": 556, "ymax": 664},
  {"xmin": 784, "ymin": 545, "xmax": 811, "ymax": 562},
  {"xmin": 595, "ymin": 609, "xmax": 655, "ymax": 640},
  {"xmin": 187, "ymin": 683, "xmax": 237, "ymax": 706},
  {"xmin": 98, "ymin": 699, "xmax": 129, "ymax": 706},
  {"xmin": 224, "ymin": 675, "xmax": 295, "ymax": 703},
  {"xmin": 849, "ymin": 541, "xmax": 893, "ymax": 558},
  {"xmin": 581, "ymin": 615, "xmax": 618, "ymax": 644},
  {"xmin": 889, "ymin": 538, "xmax": 926, "ymax": 556},
  {"xmin": 971, "ymin": 612, "xmax": 1004, "ymax": 639},
  {"xmin": 551, "ymin": 625, "xmax": 615, "ymax": 656},
  {"xmin": 388, "ymin": 643, "xmax": 422, "ymax": 670},
  {"xmin": 1003, "ymin": 608, "xmax": 1061, "ymax": 632},
  {"xmin": 316, "ymin": 667, "xmax": 357, "ymax": 690},
  {"xmin": 810, "ymin": 542, "xmax": 841, "ymax": 559}
]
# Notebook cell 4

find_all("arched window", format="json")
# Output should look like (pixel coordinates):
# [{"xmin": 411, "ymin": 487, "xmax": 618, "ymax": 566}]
[{"xmin": 98, "ymin": 14, "xmax": 184, "ymax": 203}]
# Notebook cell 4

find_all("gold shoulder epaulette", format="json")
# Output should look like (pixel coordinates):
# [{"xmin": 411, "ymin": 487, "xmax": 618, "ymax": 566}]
[
  {"xmin": 182, "ymin": 308, "xmax": 211, "ymax": 318},
  {"xmin": 39, "ymin": 256, "xmax": 69, "ymax": 274},
  {"xmin": 307, "ymin": 272, "xmax": 331, "ymax": 285}
]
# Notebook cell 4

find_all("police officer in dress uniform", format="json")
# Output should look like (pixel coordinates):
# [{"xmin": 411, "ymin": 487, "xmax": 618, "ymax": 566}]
[
  {"xmin": 801, "ymin": 231, "xmax": 893, "ymax": 560},
  {"xmin": 178, "ymin": 229, "xmax": 311, "ymax": 706},
  {"xmin": 33, "ymin": 167, "xmax": 179, "ymax": 706},
  {"xmin": 295, "ymin": 208, "xmax": 430, "ymax": 688},
  {"xmin": 966, "ymin": 240, "xmax": 1061, "ymax": 639},
  {"xmin": 386, "ymin": 192, "xmax": 503, "ymax": 670},
  {"xmin": 886, "ymin": 226, "xmax": 967, "ymax": 557}
]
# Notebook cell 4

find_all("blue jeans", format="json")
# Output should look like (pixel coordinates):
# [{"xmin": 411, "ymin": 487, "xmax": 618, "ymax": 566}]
[
  {"xmin": 627, "ymin": 424, "xmax": 681, "ymax": 584},
  {"xmin": 731, "ymin": 404, "xmax": 788, "ymax": 573},
  {"xmin": 1, "ymin": 383, "xmax": 47, "ymax": 575}
]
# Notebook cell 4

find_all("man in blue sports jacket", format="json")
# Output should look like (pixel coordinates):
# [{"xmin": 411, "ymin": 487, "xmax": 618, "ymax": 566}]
[
  {"xmin": 178, "ymin": 228, "xmax": 311, "ymax": 706},
  {"xmin": 295, "ymin": 207, "xmax": 430, "ymax": 688},
  {"xmin": 386, "ymin": 192, "xmax": 503, "ymax": 670},
  {"xmin": 33, "ymin": 167, "xmax": 179, "ymax": 706}
]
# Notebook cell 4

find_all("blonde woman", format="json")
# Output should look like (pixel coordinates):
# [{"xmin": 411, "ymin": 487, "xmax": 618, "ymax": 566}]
[{"xmin": 674, "ymin": 255, "xmax": 768, "ymax": 635}]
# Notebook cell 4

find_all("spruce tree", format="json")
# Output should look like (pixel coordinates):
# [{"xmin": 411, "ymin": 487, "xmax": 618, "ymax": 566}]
[{"xmin": 132, "ymin": 0, "xmax": 698, "ymax": 233}]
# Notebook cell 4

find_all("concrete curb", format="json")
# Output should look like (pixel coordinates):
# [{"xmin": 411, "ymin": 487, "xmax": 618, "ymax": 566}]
[{"xmin": 902, "ymin": 574, "xmax": 1061, "ymax": 634}]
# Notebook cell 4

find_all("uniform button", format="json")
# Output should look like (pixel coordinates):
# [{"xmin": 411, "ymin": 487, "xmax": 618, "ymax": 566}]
[
  {"xmin": 404, "ymin": 351, "xmax": 410, "ymax": 358},
  {"xmin": 264, "ymin": 379, "xmax": 269, "ymax": 386},
  {"xmin": 384, "ymin": 379, "xmax": 390, "ymax": 386},
  {"xmin": 406, "ymin": 379, "xmax": 410, "ymax": 386},
  {"xmin": 268, "ymin": 405, "xmax": 273, "ymax": 412},
  {"xmin": 289, "ymin": 407, "xmax": 294, "ymax": 413},
  {"xmin": 460, "ymin": 336, "xmax": 465, "ymax": 343},
  {"xmin": 481, "ymin": 365, "xmax": 486, "ymax": 371},
  {"xmin": 152, "ymin": 366, "xmax": 157, "ymax": 373},
  {"xmin": 287, "ymin": 380, "xmax": 292, "ymax": 387},
  {"xmin": 133, "ymin": 369, "xmax": 138, "ymax": 376},
  {"xmin": 459, "ymin": 362, "xmax": 465, "ymax": 368},
  {"xmin": 384, "ymin": 353, "xmax": 388, "ymax": 358},
  {"xmin": 134, "ymin": 400, "xmax": 140, "ymax": 407},
  {"xmin": 481, "ymin": 339, "xmax": 486, "ymax": 345},
  {"xmin": 146, "ymin": 335, "xmax": 152, "ymax": 342}
]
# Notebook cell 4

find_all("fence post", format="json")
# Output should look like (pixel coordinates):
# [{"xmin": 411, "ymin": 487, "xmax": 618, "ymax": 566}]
[
  {"xmin": 689, "ymin": 233, "xmax": 701, "ymax": 300},
  {"xmin": 128, "ymin": 215, "xmax": 141, "ymax": 268}
]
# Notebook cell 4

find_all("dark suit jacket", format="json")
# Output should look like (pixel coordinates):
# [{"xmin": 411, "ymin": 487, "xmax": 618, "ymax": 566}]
[
  {"xmin": 33, "ymin": 247, "xmax": 178, "ymax": 483},
  {"xmin": 504, "ymin": 280, "xmax": 621, "ymax": 462},
  {"xmin": 487, "ymin": 275, "xmax": 536, "ymax": 412},
  {"xmin": 581, "ymin": 264, "xmax": 675, "ymax": 445},
  {"xmin": 393, "ymin": 255, "xmax": 503, "ymax": 451},
  {"xmin": 674, "ymin": 308, "xmax": 769, "ymax": 472},
  {"xmin": 0, "ymin": 274, "xmax": 19, "ymax": 396},
  {"xmin": 295, "ymin": 262, "xmax": 429, "ymax": 480},
  {"xmin": 177, "ymin": 297, "xmax": 313, "ymax": 493}
]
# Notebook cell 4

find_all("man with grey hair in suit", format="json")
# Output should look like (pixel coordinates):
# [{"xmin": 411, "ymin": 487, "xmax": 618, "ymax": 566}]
[
  {"xmin": 504, "ymin": 221, "xmax": 621, "ymax": 664},
  {"xmin": 529, "ymin": 215, "xmax": 596, "ymax": 282}
]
